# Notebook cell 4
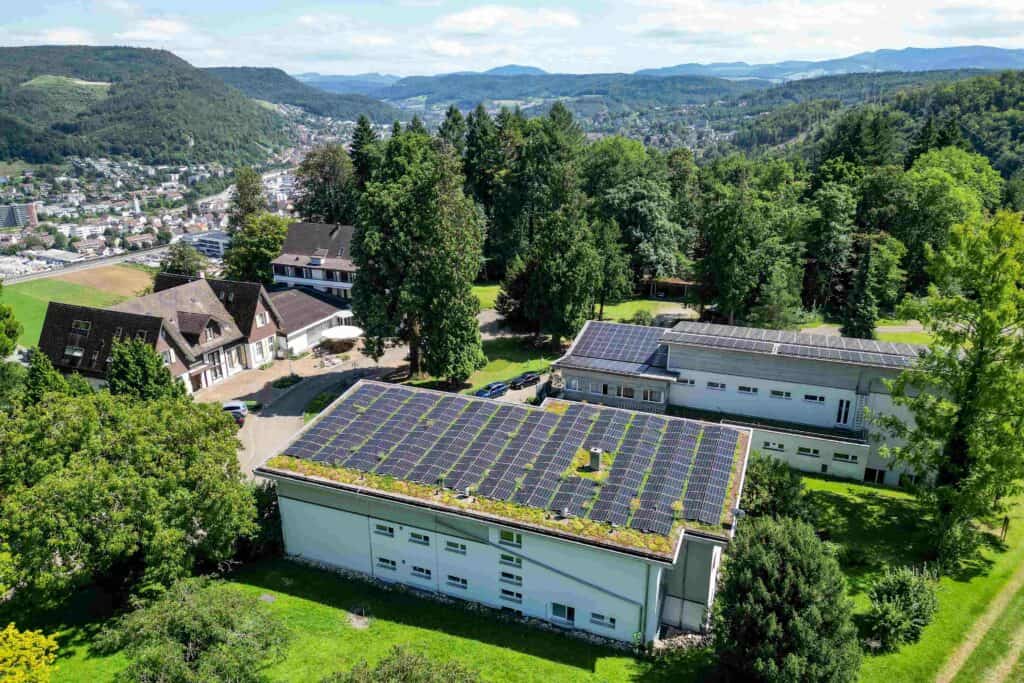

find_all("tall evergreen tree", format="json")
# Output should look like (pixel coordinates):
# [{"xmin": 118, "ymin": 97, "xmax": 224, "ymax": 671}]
[
  {"xmin": 0, "ymin": 282, "xmax": 22, "ymax": 360},
  {"xmin": 806, "ymin": 181, "xmax": 856, "ymax": 311},
  {"xmin": 464, "ymin": 104, "xmax": 501, "ymax": 218},
  {"xmin": 293, "ymin": 144, "xmax": 358, "ymax": 225},
  {"xmin": 747, "ymin": 257, "xmax": 803, "ymax": 330},
  {"xmin": 591, "ymin": 218, "xmax": 633, "ymax": 320},
  {"xmin": 437, "ymin": 105, "xmax": 467, "ymax": 158},
  {"xmin": 350, "ymin": 115, "xmax": 380, "ymax": 189},
  {"xmin": 408, "ymin": 115, "xmax": 428, "ymax": 135},
  {"xmin": 228, "ymin": 166, "xmax": 264, "ymax": 231},
  {"xmin": 840, "ymin": 239, "xmax": 878, "ymax": 339},
  {"xmin": 353, "ymin": 133, "xmax": 485, "ymax": 379}
]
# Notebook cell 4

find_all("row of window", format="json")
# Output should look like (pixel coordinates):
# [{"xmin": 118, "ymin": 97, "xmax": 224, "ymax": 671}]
[
  {"xmin": 375, "ymin": 525, "xmax": 522, "ymax": 551},
  {"xmin": 682, "ymin": 378, "xmax": 825, "ymax": 404},
  {"xmin": 761, "ymin": 441, "xmax": 859, "ymax": 463},
  {"xmin": 564, "ymin": 377, "xmax": 664, "ymax": 403}
]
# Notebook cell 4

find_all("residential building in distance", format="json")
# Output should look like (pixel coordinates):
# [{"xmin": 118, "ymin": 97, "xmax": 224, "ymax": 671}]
[
  {"xmin": 551, "ymin": 321, "xmax": 923, "ymax": 487},
  {"xmin": 187, "ymin": 230, "xmax": 232, "ymax": 259},
  {"xmin": 0, "ymin": 202, "xmax": 38, "ymax": 228},
  {"xmin": 38, "ymin": 274, "xmax": 282, "ymax": 393},
  {"xmin": 258, "ymin": 381, "xmax": 752, "ymax": 643},
  {"xmin": 268, "ymin": 287, "xmax": 354, "ymax": 355},
  {"xmin": 272, "ymin": 222, "xmax": 356, "ymax": 300},
  {"xmin": 24, "ymin": 248, "xmax": 85, "ymax": 266}
]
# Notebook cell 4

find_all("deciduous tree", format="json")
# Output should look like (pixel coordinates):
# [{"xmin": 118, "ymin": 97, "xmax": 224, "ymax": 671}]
[
  {"xmin": 158, "ymin": 241, "xmax": 207, "ymax": 278},
  {"xmin": 878, "ymin": 211, "xmax": 1024, "ymax": 566},
  {"xmin": 294, "ymin": 144, "xmax": 358, "ymax": 225},
  {"xmin": 591, "ymin": 218, "xmax": 633, "ymax": 320},
  {"xmin": 227, "ymin": 166, "xmax": 264, "ymax": 230},
  {"xmin": 223, "ymin": 212, "xmax": 289, "ymax": 285},
  {"xmin": 107, "ymin": 339, "xmax": 186, "ymax": 402}
]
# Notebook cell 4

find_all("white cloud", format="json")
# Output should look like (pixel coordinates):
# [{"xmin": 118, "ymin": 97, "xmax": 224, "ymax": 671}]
[
  {"xmin": 115, "ymin": 18, "xmax": 190, "ymax": 42},
  {"xmin": 96, "ymin": 0, "xmax": 141, "ymax": 16},
  {"xmin": 39, "ymin": 27, "xmax": 99, "ymax": 45},
  {"xmin": 428, "ymin": 38, "xmax": 475, "ymax": 57},
  {"xmin": 437, "ymin": 5, "xmax": 580, "ymax": 35}
]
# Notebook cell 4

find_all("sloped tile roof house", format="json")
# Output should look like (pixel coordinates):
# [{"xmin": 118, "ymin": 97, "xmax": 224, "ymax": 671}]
[{"xmin": 38, "ymin": 273, "xmax": 282, "ymax": 393}]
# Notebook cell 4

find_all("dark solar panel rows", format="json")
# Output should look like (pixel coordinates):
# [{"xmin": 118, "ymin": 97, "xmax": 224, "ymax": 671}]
[
  {"xmin": 285, "ymin": 382, "xmax": 747, "ymax": 537},
  {"xmin": 571, "ymin": 321, "xmax": 666, "ymax": 364}
]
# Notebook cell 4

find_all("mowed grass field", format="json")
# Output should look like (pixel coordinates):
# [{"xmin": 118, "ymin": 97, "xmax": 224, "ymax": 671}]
[{"xmin": 0, "ymin": 265, "xmax": 151, "ymax": 345}]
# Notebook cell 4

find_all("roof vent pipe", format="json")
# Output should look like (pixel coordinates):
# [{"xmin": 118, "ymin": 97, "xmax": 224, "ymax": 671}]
[{"xmin": 589, "ymin": 447, "xmax": 603, "ymax": 471}]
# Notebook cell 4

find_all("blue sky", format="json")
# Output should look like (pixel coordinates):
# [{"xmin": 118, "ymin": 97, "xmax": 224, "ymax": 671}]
[{"xmin": 5, "ymin": 1, "xmax": 1024, "ymax": 76}]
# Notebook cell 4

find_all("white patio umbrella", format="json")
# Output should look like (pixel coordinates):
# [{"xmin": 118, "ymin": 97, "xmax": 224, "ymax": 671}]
[{"xmin": 321, "ymin": 325, "xmax": 365, "ymax": 342}]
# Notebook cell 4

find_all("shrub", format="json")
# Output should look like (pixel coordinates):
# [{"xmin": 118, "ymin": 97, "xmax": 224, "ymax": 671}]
[
  {"xmin": 714, "ymin": 517, "xmax": 861, "ymax": 683},
  {"xmin": 0, "ymin": 623, "xmax": 58, "ymax": 683},
  {"xmin": 865, "ymin": 566, "xmax": 938, "ymax": 652},
  {"xmin": 625, "ymin": 310, "xmax": 654, "ymax": 326},
  {"xmin": 272, "ymin": 373, "xmax": 302, "ymax": 389},
  {"xmin": 96, "ymin": 577, "xmax": 289, "ymax": 683},
  {"xmin": 742, "ymin": 452, "xmax": 808, "ymax": 520},
  {"xmin": 323, "ymin": 646, "xmax": 479, "ymax": 683}
]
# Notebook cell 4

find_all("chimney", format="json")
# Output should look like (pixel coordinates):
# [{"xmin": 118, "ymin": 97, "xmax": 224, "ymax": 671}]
[{"xmin": 589, "ymin": 447, "xmax": 603, "ymax": 471}]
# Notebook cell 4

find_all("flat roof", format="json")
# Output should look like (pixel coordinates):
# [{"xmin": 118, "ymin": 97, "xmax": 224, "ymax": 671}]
[
  {"xmin": 258, "ymin": 380, "xmax": 751, "ymax": 560},
  {"xmin": 664, "ymin": 321, "xmax": 925, "ymax": 370}
]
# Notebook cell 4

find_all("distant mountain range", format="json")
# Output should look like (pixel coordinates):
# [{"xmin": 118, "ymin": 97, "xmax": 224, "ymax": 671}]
[
  {"xmin": 205, "ymin": 67, "xmax": 400, "ymax": 123},
  {"xmin": 635, "ymin": 46, "xmax": 1024, "ymax": 81}
]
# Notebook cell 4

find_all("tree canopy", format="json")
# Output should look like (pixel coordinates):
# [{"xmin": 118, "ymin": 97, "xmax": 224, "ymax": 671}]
[
  {"xmin": 158, "ymin": 241, "xmax": 208, "ymax": 278},
  {"xmin": 294, "ymin": 144, "xmax": 358, "ymax": 225},
  {"xmin": 223, "ymin": 212, "xmax": 289, "ymax": 285}
]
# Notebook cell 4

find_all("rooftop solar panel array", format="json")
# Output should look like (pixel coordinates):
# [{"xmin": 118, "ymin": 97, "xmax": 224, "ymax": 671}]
[
  {"xmin": 556, "ymin": 319, "xmax": 923, "ymax": 380},
  {"xmin": 282, "ymin": 381, "xmax": 748, "ymax": 537}
]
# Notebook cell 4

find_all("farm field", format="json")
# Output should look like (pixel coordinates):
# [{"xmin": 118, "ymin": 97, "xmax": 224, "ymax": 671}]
[{"xmin": 0, "ymin": 265, "xmax": 149, "ymax": 345}]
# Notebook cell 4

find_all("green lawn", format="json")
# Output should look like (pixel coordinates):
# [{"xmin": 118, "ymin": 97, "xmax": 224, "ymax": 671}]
[
  {"xmin": 951, "ymin": 579, "xmax": 1024, "ymax": 682},
  {"xmin": 409, "ymin": 337, "xmax": 556, "ymax": 395},
  {"xmin": 599, "ymin": 299, "xmax": 687, "ymax": 322},
  {"xmin": 0, "ymin": 279, "xmax": 126, "ymax": 346},
  {"xmin": 37, "ymin": 559, "xmax": 712, "ymax": 683},
  {"xmin": 876, "ymin": 330, "xmax": 932, "ymax": 345},
  {"xmin": 473, "ymin": 283, "xmax": 500, "ymax": 311},
  {"xmin": 804, "ymin": 477, "xmax": 1024, "ymax": 682}
]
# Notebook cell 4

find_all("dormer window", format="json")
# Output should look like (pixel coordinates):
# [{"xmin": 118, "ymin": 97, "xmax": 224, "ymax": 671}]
[
  {"xmin": 206, "ymin": 322, "xmax": 220, "ymax": 341},
  {"xmin": 135, "ymin": 330, "xmax": 147, "ymax": 342},
  {"xmin": 71, "ymin": 320, "xmax": 91, "ymax": 334}
]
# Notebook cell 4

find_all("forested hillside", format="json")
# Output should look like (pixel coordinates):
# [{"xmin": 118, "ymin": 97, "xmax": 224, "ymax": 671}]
[
  {"xmin": 0, "ymin": 46, "xmax": 289, "ymax": 164},
  {"xmin": 370, "ymin": 72, "xmax": 768, "ymax": 110},
  {"xmin": 204, "ymin": 67, "xmax": 400, "ymax": 123}
]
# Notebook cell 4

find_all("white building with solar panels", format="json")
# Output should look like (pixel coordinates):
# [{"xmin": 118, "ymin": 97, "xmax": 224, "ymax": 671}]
[
  {"xmin": 256, "ymin": 380, "xmax": 752, "ymax": 643},
  {"xmin": 551, "ymin": 320, "xmax": 923, "ymax": 487}
]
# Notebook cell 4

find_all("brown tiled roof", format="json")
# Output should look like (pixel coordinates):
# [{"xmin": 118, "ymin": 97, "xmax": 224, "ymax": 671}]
[
  {"xmin": 153, "ymin": 273, "xmax": 281, "ymax": 335},
  {"xmin": 268, "ymin": 287, "xmax": 352, "ymax": 334},
  {"xmin": 111, "ymin": 279, "xmax": 242, "ymax": 360},
  {"xmin": 38, "ymin": 303, "xmax": 164, "ymax": 378}
]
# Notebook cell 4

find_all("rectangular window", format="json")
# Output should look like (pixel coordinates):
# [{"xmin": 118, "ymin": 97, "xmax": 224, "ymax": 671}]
[
  {"xmin": 135, "ymin": 330, "xmax": 147, "ymax": 342},
  {"xmin": 836, "ymin": 399, "xmax": 852, "ymax": 425},
  {"xmin": 590, "ymin": 612, "xmax": 617, "ymax": 628},
  {"xmin": 677, "ymin": 378, "xmax": 695, "ymax": 386},
  {"xmin": 589, "ymin": 382, "xmax": 602, "ymax": 395},
  {"xmin": 409, "ymin": 532, "xmax": 430, "ymax": 546},
  {"xmin": 447, "ymin": 574, "xmax": 468, "ymax": 589},
  {"xmin": 500, "ymin": 589, "xmax": 523, "ymax": 604},
  {"xmin": 499, "ymin": 530, "xmax": 522, "ymax": 547},
  {"xmin": 500, "ymin": 571, "xmax": 523, "ymax": 586},
  {"xmin": 63, "ymin": 345, "xmax": 85, "ymax": 358},
  {"xmin": 256, "ymin": 312, "xmax": 268, "ymax": 327},
  {"xmin": 566, "ymin": 376, "xmax": 581, "ymax": 391},
  {"xmin": 798, "ymin": 447, "xmax": 821, "ymax": 458},
  {"xmin": 707, "ymin": 381, "xmax": 726, "ymax": 391},
  {"xmin": 762, "ymin": 441, "xmax": 785, "ymax": 452},
  {"xmin": 374, "ymin": 523, "xmax": 394, "ymax": 537},
  {"xmin": 161, "ymin": 350, "xmax": 173, "ymax": 365},
  {"xmin": 738, "ymin": 385, "xmax": 758, "ymax": 395},
  {"xmin": 113, "ymin": 326, "xmax": 123, "ymax": 339},
  {"xmin": 254, "ymin": 342, "xmax": 265, "ymax": 361},
  {"xmin": 804, "ymin": 394, "xmax": 825, "ymax": 404},
  {"xmin": 411, "ymin": 566, "xmax": 431, "ymax": 579},
  {"xmin": 642, "ymin": 389, "xmax": 663, "ymax": 403},
  {"xmin": 377, "ymin": 557, "xmax": 396, "ymax": 570},
  {"xmin": 499, "ymin": 553, "xmax": 522, "ymax": 568},
  {"xmin": 770, "ymin": 389, "xmax": 792, "ymax": 400},
  {"xmin": 70, "ymin": 319, "xmax": 91, "ymax": 334},
  {"xmin": 832, "ymin": 452, "xmax": 858, "ymax": 463},
  {"xmin": 618, "ymin": 386, "xmax": 635, "ymax": 399},
  {"xmin": 445, "ymin": 540, "xmax": 467, "ymax": 554},
  {"xmin": 551, "ymin": 603, "xmax": 575, "ymax": 624},
  {"xmin": 602, "ymin": 383, "xmax": 617, "ymax": 396}
]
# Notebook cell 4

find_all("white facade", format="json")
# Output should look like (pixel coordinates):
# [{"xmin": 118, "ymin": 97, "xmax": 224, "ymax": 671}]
[
  {"xmin": 272, "ymin": 266, "xmax": 353, "ymax": 300},
  {"xmin": 267, "ymin": 475, "xmax": 726, "ymax": 644},
  {"xmin": 277, "ymin": 310, "xmax": 354, "ymax": 356}
]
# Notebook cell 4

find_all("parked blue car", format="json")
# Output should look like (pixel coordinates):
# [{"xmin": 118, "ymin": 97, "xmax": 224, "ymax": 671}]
[{"xmin": 474, "ymin": 382, "xmax": 509, "ymax": 399}]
